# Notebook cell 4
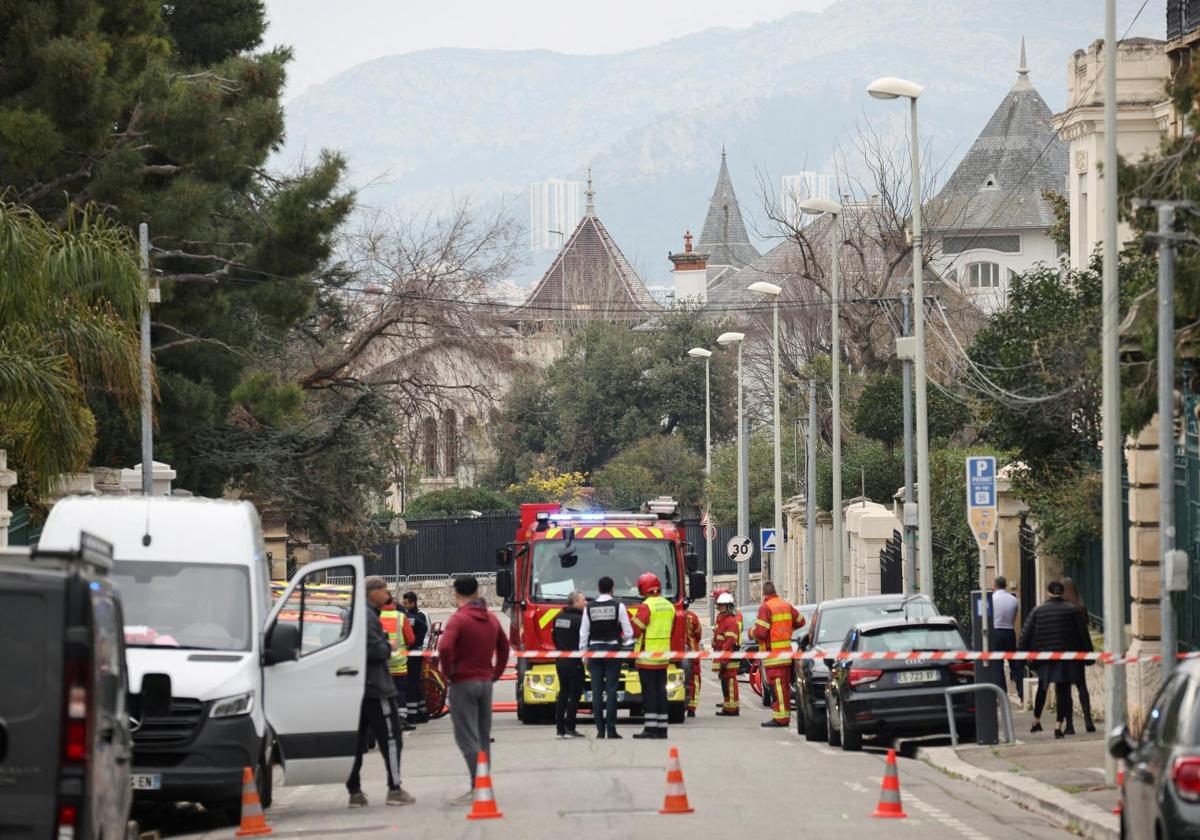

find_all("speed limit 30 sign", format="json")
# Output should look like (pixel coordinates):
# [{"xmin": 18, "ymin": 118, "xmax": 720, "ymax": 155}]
[{"xmin": 726, "ymin": 536, "xmax": 754, "ymax": 564}]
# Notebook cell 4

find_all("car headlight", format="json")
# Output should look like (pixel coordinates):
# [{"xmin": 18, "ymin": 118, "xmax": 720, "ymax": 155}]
[
  {"xmin": 544, "ymin": 675, "xmax": 555, "ymax": 686},
  {"xmin": 210, "ymin": 691, "xmax": 255, "ymax": 718},
  {"xmin": 666, "ymin": 673, "xmax": 684, "ymax": 690}
]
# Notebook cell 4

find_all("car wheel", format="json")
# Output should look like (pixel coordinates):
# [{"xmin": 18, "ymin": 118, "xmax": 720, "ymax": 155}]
[
  {"xmin": 804, "ymin": 704, "xmax": 827, "ymax": 742},
  {"xmin": 840, "ymin": 705, "xmax": 862, "ymax": 751},
  {"xmin": 826, "ymin": 698, "xmax": 842, "ymax": 747}
]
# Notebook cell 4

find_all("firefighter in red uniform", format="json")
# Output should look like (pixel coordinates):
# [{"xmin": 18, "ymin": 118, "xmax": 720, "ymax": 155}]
[
  {"xmin": 684, "ymin": 607, "xmax": 702, "ymax": 717},
  {"xmin": 629, "ymin": 572, "xmax": 675, "ymax": 739},
  {"xmin": 713, "ymin": 591, "xmax": 741, "ymax": 716},
  {"xmin": 751, "ymin": 581, "xmax": 804, "ymax": 728}
]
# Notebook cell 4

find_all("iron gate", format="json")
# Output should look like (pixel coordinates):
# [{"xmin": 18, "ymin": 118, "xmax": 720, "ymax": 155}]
[
  {"xmin": 879, "ymin": 529, "xmax": 903, "ymax": 594},
  {"xmin": 1174, "ymin": 361, "xmax": 1200, "ymax": 652}
]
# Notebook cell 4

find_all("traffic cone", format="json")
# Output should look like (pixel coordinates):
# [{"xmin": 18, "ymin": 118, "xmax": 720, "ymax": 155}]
[
  {"xmin": 659, "ymin": 747, "xmax": 695, "ymax": 815},
  {"xmin": 1114, "ymin": 770, "xmax": 1125, "ymax": 815},
  {"xmin": 871, "ymin": 749, "xmax": 908, "ymax": 819},
  {"xmin": 466, "ymin": 751, "xmax": 503, "ymax": 820},
  {"xmin": 234, "ymin": 767, "xmax": 272, "ymax": 836}
]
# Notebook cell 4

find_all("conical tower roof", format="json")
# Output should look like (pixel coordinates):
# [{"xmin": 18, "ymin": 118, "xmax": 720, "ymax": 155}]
[
  {"xmin": 930, "ymin": 39, "xmax": 1067, "ymax": 232},
  {"xmin": 696, "ymin": 150, "xmax": 760, "ymax": 268},
  {"xmin": 510, "ymin": 173, "xmax": 661, "ymax": 323}
]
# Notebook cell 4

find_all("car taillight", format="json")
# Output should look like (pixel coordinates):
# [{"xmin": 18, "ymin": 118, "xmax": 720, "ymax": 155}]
[
  {"xmin": 849, "ymin": 668, "xmax": 882, "ymax": 686},
  {"xmin": 57, "ymin": 803, "xmax": 78, "ymax": 838},
  {"xmin": 949, "ymin": 662, "xmax": 975, "ymax": 676},
  {"xmin": 1170, "ymin": 756, "xmax": 1200, "ymax": 802},
  {"xmin": 61, "ymin": 658, "xmax": 89, "ymax": 765}
]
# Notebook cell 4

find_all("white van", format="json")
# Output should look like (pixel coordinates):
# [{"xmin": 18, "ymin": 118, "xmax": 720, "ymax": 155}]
[{"xmin": 39, "ymin": 496, "xmax": 369, "ymax": 823}]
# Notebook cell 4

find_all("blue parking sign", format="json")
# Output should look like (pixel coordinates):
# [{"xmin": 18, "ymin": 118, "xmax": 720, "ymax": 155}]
[{"xmin": 966, "ymin": 456, "xmax": 996, "ymax": 510}]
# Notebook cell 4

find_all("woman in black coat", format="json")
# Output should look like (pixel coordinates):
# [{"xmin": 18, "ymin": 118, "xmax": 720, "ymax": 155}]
[
  {"xmin": 1061, "ymin": 577, "xmax": 1096, "ymax": 732},
  {"xmin": 1018, "ymin": 580, "xmax": 1092, "ymax": 737}
]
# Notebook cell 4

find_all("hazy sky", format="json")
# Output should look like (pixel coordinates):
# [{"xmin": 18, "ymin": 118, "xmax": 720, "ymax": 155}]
[{"xmin": 263, "ymin": 0, "xmax": 834, "ymax": 99}]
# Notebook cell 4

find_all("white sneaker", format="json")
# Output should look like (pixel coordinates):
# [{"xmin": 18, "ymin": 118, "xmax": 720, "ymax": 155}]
[{"xmin": 447, "ymin": 790, "xmax": 476, "ymax": 807}]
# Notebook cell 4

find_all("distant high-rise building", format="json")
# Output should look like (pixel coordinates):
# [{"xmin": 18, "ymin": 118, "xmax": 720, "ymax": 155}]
[
  {"xmin": 529, "ymin": 179, "xmax": 584, "ymax": 252},
  {"xmin": 780, "ymin": 172, "xmax": 833, "ymax": 226}
]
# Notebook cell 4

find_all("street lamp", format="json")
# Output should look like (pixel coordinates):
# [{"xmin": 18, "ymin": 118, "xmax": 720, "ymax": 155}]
[
  {"xmin": 748, "ymin": 281, "xmax": 783, "ymax": 594},
  {"xmin": 868, "ymin": 74, "xmax": 933, "ymax": 599},
  {"xmin": 688, "ymin": 346, "xmax": 715, "ymax": 623},
  {"xmin": 717, "ymin": 331, "xmax": 748, "ymax": 602},
  {"xmin": 798, "ymin": 197, "xmax": 844, "ymax": 598}
]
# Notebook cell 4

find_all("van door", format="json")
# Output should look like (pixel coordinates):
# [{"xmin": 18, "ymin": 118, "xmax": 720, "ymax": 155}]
[{"xmin": 263, "ymin": 557, "xmax": 366, "ymax": 786}]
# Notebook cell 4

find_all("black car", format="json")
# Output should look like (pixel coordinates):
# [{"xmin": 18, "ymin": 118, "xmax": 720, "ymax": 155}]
[
  {"xmin": 794, "ymin": 593, "xmax": 936, "ymax": 741},
  {"xmin": 824, "ymin": 616, "xmax": 975, "ymax": 751},
  {"xmin": 1108, "ymin": 661, "xmax": 1200, "ymax": 840}
]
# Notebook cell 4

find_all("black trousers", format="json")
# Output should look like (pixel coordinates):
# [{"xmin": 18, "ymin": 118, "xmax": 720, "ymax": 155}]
[
  {"xmin": 346, "ymin": 695, "xmax": 402, "ymax": 793},
  {"xmin": 638, "ymin": 666, "xmax": 668, "ymax": 734},
  {"xmin": 989, "ymin": 628, "xmax": 1024, "ymax": 699},
  {"xmin": 1072, "ymin": 667, "xmax": 1093, "ymax": 718},
  {"xmin": 1033, "ymin": 680, "xmax": 1074, "ymax": 724},
  {"xmin": 589, "ymin": 650, "xmax": 621, "ymax": 734},
  {"xmin": 406, "ymin": 655, "xmax": 425, "ymax": 720},
  {"xmin": 554, "ymin": 661, "xmax": 585, "ymax": 734},
  {"xmin": 391, "ymin": 675, "xmax": 408, "ymax": 720}
]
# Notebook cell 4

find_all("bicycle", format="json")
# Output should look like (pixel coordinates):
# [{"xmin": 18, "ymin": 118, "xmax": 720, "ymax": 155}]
[{"xmin": 422, "ymin": 620, "xmax": 450, "ymax": 719}]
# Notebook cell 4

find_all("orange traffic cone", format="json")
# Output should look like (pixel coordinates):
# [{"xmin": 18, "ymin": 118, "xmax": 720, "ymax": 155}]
[
  {"xmin": 466, "ymin": 751, "xmax": 504, "ymax": 820},
  {"xmin": 234, "ymin": 767, "xmax": 272, "ymax": 836},
  {"xmin": 871, "ymin": 749, "xmax": 908, "ymax": 819},
  {"xmin": 1114, "ymin": 769, "xmax": 1125, "ymax": 815},
  {"xmin": 659, "ymin": 747, "xmax": 695, "ymax": 815}
]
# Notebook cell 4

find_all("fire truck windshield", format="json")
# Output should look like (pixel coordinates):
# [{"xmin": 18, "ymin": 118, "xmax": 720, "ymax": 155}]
[{"xmin": 530, "ymin": 538, "xmax": 678, "ymax": 602}]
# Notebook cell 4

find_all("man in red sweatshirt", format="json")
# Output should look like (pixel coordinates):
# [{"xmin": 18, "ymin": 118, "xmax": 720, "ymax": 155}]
[{"xmin": 438, "ymin": 575, "xmax": 510, "ymax": 805}]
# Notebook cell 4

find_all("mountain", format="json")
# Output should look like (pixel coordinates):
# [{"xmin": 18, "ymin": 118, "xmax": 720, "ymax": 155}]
[{"xmin": 277, "ymin": 0, "xmax": 1166, "ymax": 284}]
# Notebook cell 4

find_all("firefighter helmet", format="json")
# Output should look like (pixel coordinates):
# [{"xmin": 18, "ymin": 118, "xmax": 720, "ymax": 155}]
[
  {"xmin": 716, "ymin": 592, "xmax": 735, "ymax": 606},
  {"xmin": 711, "ymin": 587, "xmax": 731, "ymax": 601},
  {"xmin": 636, "ymin": 572, "xmax": 662, "ymax": 596}
]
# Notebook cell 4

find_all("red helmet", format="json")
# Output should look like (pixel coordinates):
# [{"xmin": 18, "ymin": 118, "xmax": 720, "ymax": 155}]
[{"xmin": 636, "ymin": 572, "xmax": 662, "ymax": 596}]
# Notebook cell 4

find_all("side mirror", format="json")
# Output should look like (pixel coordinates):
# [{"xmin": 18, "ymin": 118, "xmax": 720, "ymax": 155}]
[
  {"xmin": 264, "ymin": 622, "xmax": 300, "ymax": 666},
  {"xmin": 823, "ymin": 657, "xmax": 836, "ymax": 670},
  {"xmin": 796, "ymin": 633, "xmax": 810, "ymax": 650},
  {"xmin": 496, "ymin": 546, "xmax": 512, "ymax": 568},
  {"xmin": 683, "ymin": 543, "xmax": 699, "ymax": 573},
  {"xmin": 687, "ymin": 571, "xmax": 706, "ymax": 600},
  {"xmin": 496, "ymin": 567, "xmax": 514, "ymax": 601},
  {"xmin": 1107, "ymin": 724, "xmax": 1135, "ymax": 761}
]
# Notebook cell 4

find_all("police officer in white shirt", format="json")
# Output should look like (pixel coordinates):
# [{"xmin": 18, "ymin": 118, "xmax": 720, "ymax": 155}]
[{"xmin": 579, "ymin": 576, "xmax": 633, "ymax": 738}]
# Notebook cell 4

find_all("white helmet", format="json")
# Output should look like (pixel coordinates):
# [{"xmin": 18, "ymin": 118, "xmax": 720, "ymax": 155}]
[{"xmin": 716, "ymin": 592, "xmax": 735, "ymax": 605}]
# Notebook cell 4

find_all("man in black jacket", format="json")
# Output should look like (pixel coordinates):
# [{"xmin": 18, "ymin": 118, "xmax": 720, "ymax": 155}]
[
  {"xmin": 552, "ymin": 591, "xmax": 587, "ymax": 739},
  {"xmin": 346, "ymin": 577, "xmax": 415, "ymax": 807},
  {"xmin": 402, "ymin": 591, "xmax": 430, "ymax": 723},
  {"xmin": 1018, "ymin": 580, "xmax": 1092, "ymax": 737}
]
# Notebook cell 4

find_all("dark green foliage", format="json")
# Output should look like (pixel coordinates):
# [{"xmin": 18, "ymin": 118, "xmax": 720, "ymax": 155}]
[
  {"xmin": 814, "ymin": 437, "xmax": 904, "ymax": 513},
  {"xmin": 707, "ymin": 431, "xmax": 783, "ymax": 527},
  {"xmin": 853, "ymin": 372, "xmax": 970, "ymax": 456},
  {"xmin": 592, "ymin": 435, "xmax": 705, "ymax": 512},
  {"xmin": 403, "ymin": 486, "xmax": 516, "ymax": 520}
]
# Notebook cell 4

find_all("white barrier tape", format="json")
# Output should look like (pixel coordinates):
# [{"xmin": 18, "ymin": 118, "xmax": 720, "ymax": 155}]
[{"xmin": 409, "ymin": 649, "xmax": 1200, "ymax": 664}]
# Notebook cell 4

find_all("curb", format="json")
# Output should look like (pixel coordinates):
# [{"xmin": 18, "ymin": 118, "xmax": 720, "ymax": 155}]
[{"xmin": 916, "ymin": 746, "xmax": 1119, "ymax": 840}]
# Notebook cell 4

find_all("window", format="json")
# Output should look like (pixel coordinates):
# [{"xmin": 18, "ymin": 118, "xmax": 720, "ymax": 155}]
[
  {"xmin": 859, "ymin": 625, "xmax": 967, "ymax": 653},
  {"xmin": 276, "ymin": 567, "xmax": 356, "ymax": 657},
  {"xmin": 115, "ymin": 561, "xmax": 252, "ymax": 651},
  {"xmin": 421, "ymin": 417, "xmax": 438, "ymax": 476},
  {"xmin": 530, "ymin": 538, "xmax": 678, "ymax": 602},
  {"xmin": 443, "ymin": 409, "xmax": 458, "ymax": 477},
  {"xmin": 968, "ymin": 262, "xmax": 1001, "ymax": 288},
  {"xmin": 983, "ymin": 173, "xmax": 998, "ymax": 188},
  {"xmin": 814, "ymin": 600, "xmax": 937, "ymax": 645}
]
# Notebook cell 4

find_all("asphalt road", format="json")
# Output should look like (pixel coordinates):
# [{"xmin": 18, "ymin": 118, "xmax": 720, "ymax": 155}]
[{"xmin": 142, "ymin": 672, "xmax": 1073, "ymax": 840}]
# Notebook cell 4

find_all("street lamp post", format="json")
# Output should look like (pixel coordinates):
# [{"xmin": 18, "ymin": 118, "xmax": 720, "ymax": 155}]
[
  {"xmin": 689, "ymin": 346, "xmax": 715, "ymax": 624},
  {"xmin": 718, "ymin": 331, "xmax": 748, "ymax": 602},
  {"xmin": 798, "ymin": 198, "xmax": 844, "ymax": 597},
  {"xmin": 749, "ymin": 281, "xmax": 783, "ymax": 592},
  {"xmin": 868, "ymin": 75, "xmax": 933, "ymax": 598}
]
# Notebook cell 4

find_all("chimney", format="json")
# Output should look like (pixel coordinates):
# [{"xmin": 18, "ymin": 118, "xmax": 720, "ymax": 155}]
[{"xmin": 668, "ymin": 231, "xmax": 708, "ymax": 304}]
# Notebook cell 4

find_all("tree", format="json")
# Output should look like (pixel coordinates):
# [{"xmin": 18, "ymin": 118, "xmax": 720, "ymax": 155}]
[
  {"xmin": 2, "ymin": 0, "xmax": 356, "ymax": 499},
  {"xmin": 505, "ymin": 467, "xmax": 590, "ymax": 506},
  {"xmin": 0, "ymin": 203, "xmax": 142, "ymax": 498},
  {"xmin": 853, "ymin": 372, "xmax": 970, "ymax": 456},
  {"xmin": 402, "ymin": 486, "xmax": 515, "ymax": 520},
  {"xmin": 592, "ymin": 436, "xmax": 705, "ymax": 512},
  {"xmin": 814, "ymin": 438, "xmax": 903, "ymax": 513},
  {"xmin": 707, "ymin": 431, "xmax": 785, "ymax": 527}
]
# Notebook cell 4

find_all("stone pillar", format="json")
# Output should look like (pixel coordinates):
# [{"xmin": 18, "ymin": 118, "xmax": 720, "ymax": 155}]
[
  {"xmin": 995, "ymin": 465, "xmax": 1029, "ymax": 588},
  {"xmin": 0, "ymin": 450, "xmax": 16, "ymax": 548},
  {"xmin": 1126, "ymin": 415, "xmax": 1163, "ymax": 729}
]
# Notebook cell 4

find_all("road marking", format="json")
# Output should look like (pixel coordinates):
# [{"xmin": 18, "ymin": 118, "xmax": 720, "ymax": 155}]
[
  {"xmin": 843, "ymin": 780, "xmax": 868, "ymax": 793},
  {"xmin": 776, "ymin": 740, "xmax": 794, "ymax": 747},
  {"xmin": 907, "ymin": 793, "xmax": 991, "ymax": 840}
]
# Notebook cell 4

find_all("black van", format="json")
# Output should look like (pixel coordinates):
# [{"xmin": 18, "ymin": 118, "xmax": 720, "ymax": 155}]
[{"xmin": 0, "ymin": 533, "xmax": 135, "ymax": 840}]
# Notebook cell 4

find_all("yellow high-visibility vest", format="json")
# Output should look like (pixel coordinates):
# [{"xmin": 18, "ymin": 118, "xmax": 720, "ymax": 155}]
[
  {"xmin": 380, "ymin": 608, "xmax": 409, "ymax": 675},
  {"xmin": 636, "ymin": 596, "xmax": 675, "ymax": 667}
]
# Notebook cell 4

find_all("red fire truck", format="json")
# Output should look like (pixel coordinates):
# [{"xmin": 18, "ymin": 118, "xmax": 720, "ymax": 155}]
[{"xmin": 496, "ymin": 497, "xmax": 706, "ymax": 724}]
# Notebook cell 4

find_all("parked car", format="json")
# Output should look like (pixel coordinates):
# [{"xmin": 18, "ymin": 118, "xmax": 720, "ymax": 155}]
[
  {"xmin": 794, "ymin": 593, "xmax": 937, "ymax": 740},
  {"xmin": 1108, "ymin": 660, "xmax": 1200, "ymax": 840},
  {"xmin": 39, "ymin": 496, "xmax": 370, "ymax": 826},
  {"xmin": 824, "ymin": 615, "xmax": 975, "ymax": 751},
  {"xmin": 0, "ymin": 533, "xmax": 135, "ymax": 840}
]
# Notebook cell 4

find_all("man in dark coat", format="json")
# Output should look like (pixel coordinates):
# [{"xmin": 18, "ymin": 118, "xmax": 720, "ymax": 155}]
[{"xmin": 1018, "ymin": 580, "xmax": 1092, "ymax": 737}]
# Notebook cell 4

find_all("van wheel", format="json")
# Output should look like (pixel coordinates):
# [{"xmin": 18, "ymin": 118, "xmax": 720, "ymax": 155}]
[{"xmin": 207, "ymin": 799, "xmax": 242, "ymax": 827}]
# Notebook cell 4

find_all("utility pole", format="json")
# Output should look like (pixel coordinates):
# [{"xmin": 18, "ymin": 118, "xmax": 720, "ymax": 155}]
[
  {"xmin": 806, "ymin": 378, "xmax": 818, "ymax": 603},
  {"xmin": 901, "ymin": 290, "xmax": 917, "ymax": 592},
  {"xmin": 139, "ymin": 223, "xmax": 155, "ymax": 497},
  {"xmin": 1101, "ymin": 0, "xmax": 1126, "ymax": 784}
]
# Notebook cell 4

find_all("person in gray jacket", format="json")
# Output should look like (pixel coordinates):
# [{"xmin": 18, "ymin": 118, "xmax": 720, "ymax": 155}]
[{"xmin": 346, "ymin": 576, "xmax": 415, "ymax": 808}]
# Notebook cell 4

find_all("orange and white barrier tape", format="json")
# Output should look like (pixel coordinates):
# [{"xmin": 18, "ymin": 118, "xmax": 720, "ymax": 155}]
[{"xmin": 409, "ymin": 649, "xmax": 1200, "ymax": 664}]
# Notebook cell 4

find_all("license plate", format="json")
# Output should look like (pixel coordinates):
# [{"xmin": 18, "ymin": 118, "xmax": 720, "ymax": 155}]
[
  {"xmin": 896, "ymin": 670, "xmax": 938, "ymax": 685},
  {"xmin": 583, "ymin": 691, "xmax": 593, "ymax": 702},
  {"xmin": 130, "ymin": 774, "xmax": 161, "ymax": 790}
]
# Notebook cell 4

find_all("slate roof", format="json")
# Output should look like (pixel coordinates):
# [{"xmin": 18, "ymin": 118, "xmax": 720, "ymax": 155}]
[
  {"xmin": 928, "ymin": 45, "xmax": 1067, "ymax": 233},
  {"xmin": 509, "ymin": 209, "xmax": 662, "ymax": 322},
  {"xmin": 696, "ymin": 151, "xmax": 761, "ymax": 268}
]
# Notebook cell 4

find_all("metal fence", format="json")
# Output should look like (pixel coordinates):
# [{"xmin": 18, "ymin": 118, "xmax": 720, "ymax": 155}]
[
  {"xmin": 362, "ymin": 514, "xmax": 764, "ymax": 579},
  {"xmin": 1168, "ymin": 0, "xmax": 1200, "ymax": 41},
  {"xmin": 1174, "ymin": 366, "xmax": 1200, "ymax": 651},
  {"xmin": 879, "ymin": 530, "xmax": 903, "ymax": 595}
]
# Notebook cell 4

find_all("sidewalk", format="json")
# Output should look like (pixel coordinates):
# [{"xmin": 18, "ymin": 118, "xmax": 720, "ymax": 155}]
[{"xmin": 918, "ymin": 706, "xmax": 1120, "ymax": 840}]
